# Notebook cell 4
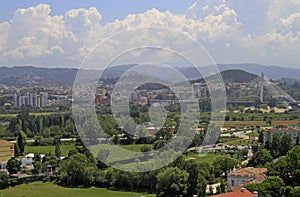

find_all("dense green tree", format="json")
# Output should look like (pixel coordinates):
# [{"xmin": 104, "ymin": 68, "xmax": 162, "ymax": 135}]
[
  {"xmin": 213, "ymin": 156, "xmax": 240, "ymax": 177},
  {"xmin": 14, "ymin": 143, "xmax": 20, "ymax": 157},
  {"xmin": 96, "ymin": 149, "xmax": 109, "ymax": 170},
  {"xmin": 0, "ymin": 174, "xmax": 9, "ymax": 189},
  {"xmin": 249, "ymin": 149, "xmax": 273, "ymax": 167},
  {"xmin": 284, "ymin": 146, "xmax": 300, "ymax": 186},
  {"xmin": 6, "ymin": 157, "xmax": 22, "ymax": 175},
  {"xmin": 258, "ymin": 130, "xmax": 264, "ymax": 143},
  {"xmin": 185, "ymin": 161, "xmax": 207, "ymax": 197},
  {"xmin": 271, "ymin": 133, "xmax": 280, "ymax": 158},
  {"xmin": 246, "ymin": 176, "xmax": 284, "ymax": 197},
  {"xmin": 290, "ymin": 186, "xmax": 300, "ymax": 197},
  {"xmin": 55, "ymin": 142, "xmax": 61, "ymax": 159},
  {"xmin": 17, "ymin": 131, "xmax": 26, "ymax": 155},
  {"xmin": 296, "ymin": 135, "xmax": 300, "ymax": 146},
  {"xmin": 156, "ymin": 167, "xmax": 189, "ymax": 197},
  {"xmin": 33, "ymin": 161, "xmax": 42, "ymax": 175},
  {"xmin": 59, "ymin": 153, "xmax": 97, "ymax": 187},
  {"xmin": 279, "ymin": 134, "xmax": 292, "ymax": 156},
  {"xmin": 264, "ymin": 139, "xmax": 271, "ymax": 151}
]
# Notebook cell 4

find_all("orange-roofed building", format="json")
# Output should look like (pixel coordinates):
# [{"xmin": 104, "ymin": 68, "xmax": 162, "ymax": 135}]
[
  {"xmin": 227, "ymin": 167, "xmax": 267, "ymax": 190},
  {"xmin": 0, "ymin": 140, "xmax": 15, "ymax": 170},
  {"xmin": 210, "ymin": 188, "xmax": 258, "ymax": 197}
]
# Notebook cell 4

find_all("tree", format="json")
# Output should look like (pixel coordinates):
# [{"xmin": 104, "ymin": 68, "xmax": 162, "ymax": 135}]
[
  {"xmin": 279, "ymin": 134, "xmax": 292, "ymax": 156},
  {"xmin": 213, "ymin": 156, "xmax": 240, "ymax": 177},
  {"xmin": 261, "ymin": 104, "xmax": 268, "ymax": 110},
  {"xmin": 0, "ymin": 174, "xmax": 9, "ymax": 189},
  {"xmin": 185, "ymin": 162, "xmax": 207, "ymax": 197},
  {"xmin": 33, "ymin": 161, "xmax": 42, "ymax": 175},
  {"xmin": 296, "ymin": 135, "xmax": 300, "ymax": 146},
  {"xmin": 258, "ymin": 130, "xmax": 264, "ymax": 143},
  {"xmin": 6, "ymin": 157, "xmax": 22, "ymax": 175},
  {"xmin": 290, "ymin": 186, "xmax": 300, "ymax": 197},
  {"xmin": 55, "ymin": 142, "xmax": 61, "ymax": 159},
  {"xmin": 246, "ymin": 176, "xmax": 284, "ymax": 197},
  {"xmin": 268, "ymin": 98, "xmax": 277, "ymax": 108},
  {"xmin": 59, "ymin": 153, "xmax": 97, "ymax": 187},
  {"xmin": 156, "ymin": 167, "xmax": 189, "ymax": 197},
  {"xmin": 17, "ymin": 131, "xmax": 26, "ymax": 155},
  {"xmin": 271, "ymin": 133, "xmax": 280, "ymax": 158},
  {"xmin": 249, "ymin": 149, "xmax": 273, "ymax": 167},
  {"xmin": 284, "ymin": 146, "xmax": 300, "ymax": 186},
  {"xmin": 14, "ymin": 143, "xmax": 20, "ymax": 157}
]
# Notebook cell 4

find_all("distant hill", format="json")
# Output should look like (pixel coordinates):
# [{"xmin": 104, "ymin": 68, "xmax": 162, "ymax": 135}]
[
  {"xmin": 0, "ymin": 63, "xmax": 299, "ymax": 87},
  {"xmin": 179, "ymin": 63, "xmax": 300, "ymax": 80},
  {"xmin": 217, "ymin": 63, "xmax": 300, "ymax": 80},
  {"xmin": 190, "ymin": 69, "xmax": 258, "ymax": 84},
  {"xmin": 0, "ymin": 66, "xmax": 97, "ymax": 87},
  {"xmin": 212, "ymin": 69, "xmax": 257, "ymax": 83}
]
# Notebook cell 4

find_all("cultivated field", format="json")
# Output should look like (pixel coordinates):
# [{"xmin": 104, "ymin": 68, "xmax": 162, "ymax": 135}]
[{"xmin": 0, "ymin": 182, "xmax": 155, "ymax": 197}]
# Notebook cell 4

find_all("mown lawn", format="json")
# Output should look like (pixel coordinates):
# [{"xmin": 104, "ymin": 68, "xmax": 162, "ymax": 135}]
[
  {"xmin": 186, "ymin": 152, "xmax": 229, "ymax": 165},
  {"xmin": 25, "ymin": 143, "xmax": 76, "ymax": 156},
  {"xmin": 0, "ymin": 182, "xmax": 155, "ymax": 197}
]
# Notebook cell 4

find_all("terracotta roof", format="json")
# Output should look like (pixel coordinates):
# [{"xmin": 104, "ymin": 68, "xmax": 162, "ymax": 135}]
[
  {"xmin": 210, "ymin": 188, "xmax": 254, "ymax": 197},
  {"xmin": 0, "ymin": 140, "xmax": 13, "ymax": 145},
  {"xmin": 267, "ymin": 128, "xmax": 300, "ymax": 132},
  {"xmin": 228, "ymin": 167, "xmax": 267, "ymax": 179}
]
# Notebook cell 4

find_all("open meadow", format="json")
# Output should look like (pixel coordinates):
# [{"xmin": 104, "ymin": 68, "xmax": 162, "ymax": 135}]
[{"xmin": 0, "ymin": 182, "xmax": 155, "ymax": 197}]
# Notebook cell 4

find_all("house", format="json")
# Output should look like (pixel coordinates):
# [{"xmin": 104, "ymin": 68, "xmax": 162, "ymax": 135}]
[
  {"xmin": 210, "ymin": 188, "xmax": 258, "ymax": 197},
  {"xmin": 227, "ymin": 167, "xmax": 267, "ymax": 190},
  {"xmin": 0, "ymin": 140, "xmax": 15, "ymax": 170},
  {"xmin": 21, "ymin": 153, "xmax": 34, "ymax": 167},
  {"xmin": 264, "ymin": 127, "xmax": 300, "ymax": 145}
]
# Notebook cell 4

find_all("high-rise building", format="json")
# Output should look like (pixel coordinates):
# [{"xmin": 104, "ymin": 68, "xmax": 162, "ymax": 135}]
[
  {"xmin": 260, "ymin": 72, "xmax": 264, "ymax": 103},
  {"xmin": 13, "ymin": 92, "xmax": 48, "ymax": 108}
]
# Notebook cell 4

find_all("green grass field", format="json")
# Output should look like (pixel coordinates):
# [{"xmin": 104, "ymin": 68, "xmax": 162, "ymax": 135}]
[
  {"xmin": 25, "ymin": 144, "xmax": 76, "ymax": 156},
  {"xmin": 186, "ymin": 152, "xmax": 229, "ymax": 165},
  {"xmin": 0, "ymin": 182, "xmax": 155, "ymax": 197},
  {"xmin": 120, "ymin": 144, "xmax": 151, "ymax": 152}
]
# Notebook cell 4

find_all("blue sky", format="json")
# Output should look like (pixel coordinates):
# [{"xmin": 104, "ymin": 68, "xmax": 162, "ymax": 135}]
[
  {"xmin": 0, "ymin": 0, "xmax": 300, "ymax": 68},
  {"xmin": 0, "ymin": 0, "xmax": 196, "ymax": 24}
]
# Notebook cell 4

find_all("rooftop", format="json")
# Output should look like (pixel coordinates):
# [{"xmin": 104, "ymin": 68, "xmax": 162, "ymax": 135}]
[
  {"xmin": 228, "ymin": 167, "xmax": 267, "ymax": 178},
  {"xmin": 210, "ymin": 188, "xmax": 254, "ymax": 197},
  {"xmin": 266, "ymin": 127, "xmax": 300, "ymax": 132}
]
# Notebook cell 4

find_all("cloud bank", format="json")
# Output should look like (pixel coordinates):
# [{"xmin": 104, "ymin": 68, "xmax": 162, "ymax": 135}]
[{"xmin": 0, "ymin": 1, "xmax": 300, "ymax": 68}]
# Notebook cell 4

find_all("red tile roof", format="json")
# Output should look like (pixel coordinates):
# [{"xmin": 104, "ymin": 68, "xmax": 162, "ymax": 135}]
[{"xmin": 210, "ymin": 188, "xmax": 254, "ymax": 197}]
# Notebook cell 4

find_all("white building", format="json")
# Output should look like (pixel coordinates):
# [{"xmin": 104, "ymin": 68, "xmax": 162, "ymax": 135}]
[
  {"xmin": 227, "ymin": 167, "xmax": 267, "ymax": 190},
  {"xmin": 264, "ymin": 128, "xmax": 300, "ymax": 145},
  {"xmin": 13, "ymin": 92, "xmax": 48, "ymax": 108}
]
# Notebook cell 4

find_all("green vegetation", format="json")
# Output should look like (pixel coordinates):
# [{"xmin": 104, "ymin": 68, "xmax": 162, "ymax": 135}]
[
  {"xmin": 120, "ymin": 144, "xmax": 151, "ymax": 152},
  {"xmin": 224, "ymin": 139, "xmax": 260, "ymax": 146},
  {"xmin": 25, "ymin": 143, "xmax": 76, "ymax": 156},
  {"xmin": 0, "ymin": 182, "xmax": 155, "ymax": 197},
  {"xmin": 185, "ymin": 152, "xmax": 230, "ymax": 165}
]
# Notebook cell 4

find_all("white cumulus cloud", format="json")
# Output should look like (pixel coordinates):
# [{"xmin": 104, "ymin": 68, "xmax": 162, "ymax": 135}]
[{"xmin": 0, "ymin": 2, "xmax": 300, "ymax": 68}]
